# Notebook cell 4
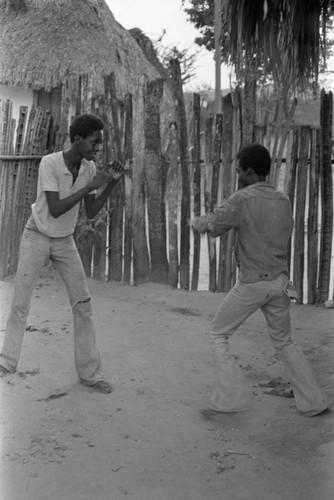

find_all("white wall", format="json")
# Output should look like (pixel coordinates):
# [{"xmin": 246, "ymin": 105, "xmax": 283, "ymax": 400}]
[
  {"xmin": 0, "ymin": 84, "xmax": 33, "ymax": 120},
  {"xmin": 0, "ymin": 85, "xmax": 34, "ymax": 152}
]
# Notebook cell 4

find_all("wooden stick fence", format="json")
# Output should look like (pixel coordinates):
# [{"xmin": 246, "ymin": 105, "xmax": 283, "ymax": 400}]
[{"xmin": 0, "ymin": 86, "xmax": 333, "ymax": 305}]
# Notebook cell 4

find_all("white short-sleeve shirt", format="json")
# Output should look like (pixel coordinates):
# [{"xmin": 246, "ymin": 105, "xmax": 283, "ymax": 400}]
[{"xmin": 28, "ymin": 151, "xmax": 96, "ymax": 237}]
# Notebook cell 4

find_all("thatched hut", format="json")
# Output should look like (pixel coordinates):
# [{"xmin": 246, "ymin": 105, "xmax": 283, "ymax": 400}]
[
  {"xmin": 0, "ymin": 0, "xmax": 174, "ymax": 150},
  {"xmin": 0, "ymin": 0, "xmax": 178, "ymax": 284},
  {"xmin": 0, "ymin": 0, "xmax": 161, "ymax": 94}
]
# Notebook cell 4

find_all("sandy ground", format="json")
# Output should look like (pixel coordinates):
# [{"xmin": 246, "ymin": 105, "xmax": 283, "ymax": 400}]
[{"xmin": 0, "ymin": 269, "xmax": 333, "ymax": 500}]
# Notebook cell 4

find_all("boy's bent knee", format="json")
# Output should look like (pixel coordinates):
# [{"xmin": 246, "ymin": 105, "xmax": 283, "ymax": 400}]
[{"xmin": 72, "ymin": 297, "xmax": 91, "ymax": 308}]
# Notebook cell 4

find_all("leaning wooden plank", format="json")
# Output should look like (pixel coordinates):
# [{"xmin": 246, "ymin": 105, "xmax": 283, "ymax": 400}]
[
  {"xmin": 22, "ymin": 107, "xmax": 36, "ymax": 154},
  {"xmin": 14, "ymin": 106, "xmax": 28, "ymax": 155},
  {"xmin": 30, "ymin": 107, "xmax": 45, "ymax": 156},
  {"xmin": 0, "ymin": 160, "xmax": 11, "ymax": 278},
  {"xmin": 39, "ymin": 110, "xmax": 51, "ymax": 153},
  {"xmin": 7, "ymin": 118, "xmax": 15, "ymax": 155},
  {"xmin": 0, "ymin": 160, "xmax": 16, "ymax": 278},
  {"xmin": 8, "ymin": 156, "xmax": 26, "ymax": 275},
  {"xmin": 22, "ymin": 159, "xmax": 39, "ymax": 228},
  {"xmin": 3, "ymin": 100, "xmax": 12, "ymax": 155}
]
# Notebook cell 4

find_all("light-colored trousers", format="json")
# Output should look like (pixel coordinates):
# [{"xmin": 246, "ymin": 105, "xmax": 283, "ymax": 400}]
[
  {"xmin": 209, "ymin": 274, "xmax": 328, "ymax": 416},
  {"xmin": 0, "ymin": 228, "xmax": 104, "ymax": 385}
]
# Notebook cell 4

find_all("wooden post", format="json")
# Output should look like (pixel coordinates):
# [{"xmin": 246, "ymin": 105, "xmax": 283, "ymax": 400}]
[
  {"xmin": 170, "ymin": 59, "xmax": 190, "ymax": 290},
  {"xmin": 14, "ymin": 106, "xmax": 28, "ymax": 155},
  {"xmin": 59, "ymin": 80, "xmax": 71, "ymax": 149},
  {"xmin": 269, "ymin": 99, "xmax": 283, "ymax": 185},
  {"xmin": 307, "ymin": 128, "xmax": 320, "ymax": 304},
  {"xmin": 285, "ymin": 128, "xmax": 299, "ymax": 273},
  {"xmin": 214, "ymin": 0, "xmax": 222, "ymax": 115},
  {"xmin": 218, "ymin": 93, "xmax": 233, "ymax": 292},
  {"xmin": 167, "ymin": 122, "xmax": 179, "ymax": 288},
  {"xmin": 0, "ymin": 101, "xmax": 14, "ymax": 278},
  {"xmin": 273, "ymin": 98, "xmax": 298, "ymax": 189},
  {"xmin": 132, "ymin": 76, "xmax": 150, "ymax": 284},
  {"xmin": 317, "ymin": 90, "xmax": 333, "ymax": 303},
  {"xmin": 145, "ymin": 79, "xmax": 169, "ymax": 284},
  {"xmin": 208, "ymin": 113, "xmax": 223, "ymax": 292},
  {"xmin": 191, "ymin": 93, "xmax": 201, "ymax": 291},
  {"xmin": 293, "ymin": 126, "xmax": 310, "ymax": 304},
  {"xmin": 123, "ymin": 94, "xmax": 133, "ymax": 284},
  {"xmin": 104, "ymin": 73, "xmax": 125, "ymax": 282},
  {"xmin": 204, "ymin": 115, "xmax": 213, "ymax": 216}
]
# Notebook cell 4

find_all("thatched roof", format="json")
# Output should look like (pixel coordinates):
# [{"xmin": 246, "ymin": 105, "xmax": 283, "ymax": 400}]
[
  {"xmin": 222, "ymin": 0, "xmax": 334, "ymax": 91},
  {"xmin": 129, "ymin": 28, "xmax": 171, "ymax": 84},
  {"xmin": 0, "ymin": 0, "xmax": 161, "ymax": 96}
]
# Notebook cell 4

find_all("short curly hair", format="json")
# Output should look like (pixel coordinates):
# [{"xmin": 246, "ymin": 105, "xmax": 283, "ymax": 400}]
[
  {"xmin": 69, "ymin": 114, "xmax": 104, "ymax": 143},
  {"xmin": 237, "ymin": 144, "xmax": 271, "ymax": 177}
]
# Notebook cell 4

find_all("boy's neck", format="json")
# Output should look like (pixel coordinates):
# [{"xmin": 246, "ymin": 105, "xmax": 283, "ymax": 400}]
[{"xmin": 63, "ymin": 146, "xmax": 82, "ymax": 170}]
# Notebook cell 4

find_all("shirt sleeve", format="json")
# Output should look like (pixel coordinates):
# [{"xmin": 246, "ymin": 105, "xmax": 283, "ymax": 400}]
[
  {"xmin": 39, "ymin": 156, "xmax": 59, "ymax": 192},
  {"xmin": 197, "ymin": 193, "xmax": 241, "ymax": 237}
]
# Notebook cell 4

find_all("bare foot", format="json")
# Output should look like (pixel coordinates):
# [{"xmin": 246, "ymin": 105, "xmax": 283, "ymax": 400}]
[{"xmin": 91, "ymin": 380, "xmax": 113, "ymax": 394}]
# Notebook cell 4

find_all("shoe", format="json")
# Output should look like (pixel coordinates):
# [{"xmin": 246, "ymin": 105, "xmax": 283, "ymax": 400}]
[
  {"xmin": 90, "ymin": 380, "xmax": 113, "ymax": 394},
  {"xmin": 201, "ymin": 407, "xmax": 240, "ymax": 418},
  {"xmin": 260, "ymin": 377, "xmax": 294, "ymax": 398},
  {"xmin": 0, "ymin": 364, "xmax": 9, "ymax": 377}
]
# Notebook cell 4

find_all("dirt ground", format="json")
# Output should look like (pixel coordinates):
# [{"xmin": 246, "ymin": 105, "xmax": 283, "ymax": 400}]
[{"xmin": 0, "ymin": 268, "xmax": 333, "ymax": 500}]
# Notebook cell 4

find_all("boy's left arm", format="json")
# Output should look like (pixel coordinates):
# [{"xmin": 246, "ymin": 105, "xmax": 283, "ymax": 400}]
[{"xmin": 84, "ymin": 160, "xmax": 124, "ymax": 219}]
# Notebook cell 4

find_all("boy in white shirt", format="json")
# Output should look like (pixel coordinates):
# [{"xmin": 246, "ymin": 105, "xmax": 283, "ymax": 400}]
[{"xmin": 0, "ymin": 114, "xmax": 123, "ymax": 394}]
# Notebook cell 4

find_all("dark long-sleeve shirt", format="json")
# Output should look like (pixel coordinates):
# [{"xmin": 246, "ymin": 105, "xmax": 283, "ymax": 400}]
[{"xmin": 196, "ymin": 182, "xmax": 294, "ymax": 283}]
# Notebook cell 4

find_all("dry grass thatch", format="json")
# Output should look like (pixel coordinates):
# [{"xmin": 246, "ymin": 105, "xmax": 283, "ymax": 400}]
[{"xmin": 0, "ymin": 0, "xmax": 161, "ymax": 96}]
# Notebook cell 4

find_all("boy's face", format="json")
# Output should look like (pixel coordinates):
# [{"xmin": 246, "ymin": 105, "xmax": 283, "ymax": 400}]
[
  {"xmin": 236, "ymin": 162, "xmax": 251, "ymax": 189},
  {"xmin": 75, "ymin": 130, "xmax": 103, "ymax": 161}
]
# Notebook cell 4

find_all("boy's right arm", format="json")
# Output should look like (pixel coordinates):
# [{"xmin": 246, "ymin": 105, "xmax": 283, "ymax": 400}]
[{"xmin": 45, "ymin": 172, "xmax": 113, "ymax": 218}]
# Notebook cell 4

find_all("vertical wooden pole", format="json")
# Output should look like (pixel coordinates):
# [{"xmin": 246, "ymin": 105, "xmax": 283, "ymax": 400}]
[
  {"xmin": 317, "ymin": 90, "xmax": 333, "ymax": 303},
  {"xmin": 214, "ymin": 0, "xmax": 222, "ymax": 115},
  {"xmin": 191, "ymin": 93, "xmax": 201, "ymax": 290},
  {"xmin": 170, "ymin": 59, "xmax": 190, "ymax": 290},
  {"xmin": 123, "ymin": 94, "xmax": 133, "ymax": 284},
  {"xmin": 218, "ymin": 93, "xmax": 233, "ymax": 292},
  {"xmin": 208, "ymin": 113, "xmax": 223, "ymax": 292},
  {"xmin": 132, "ymin": 76, "xmax": 150, "ymax": 284},
  {"xmin": 273, "ymin": 98, "xmax": 298, "ymax": 189},
  {"xmin": 167, "ymin": 122, "xmax": 179, "ymax": 288},
  {"xmin": 145, "ymin": 79, "xmax": 169, "ymax": 283},
  {"xmin": 203, "ymin": 115, "xmax": 214, "ymax": 291},
  {"xmin": 104, "ymin": 73, "xmax": 125, "ymax": 282},
  {"xmin": 307, "ymin": 128, "xmax": 320, "ymax": 304},
  {"xmin": 293, "ymin": 126, "xmax": 310, "ymax": 304},
  {"xmin": 285, "ymin": 128, "xmax": 299, "ymax": 273},
  {"xmin": 204, "ymin": 115, "xmax": 213, "ymax": 216}
]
